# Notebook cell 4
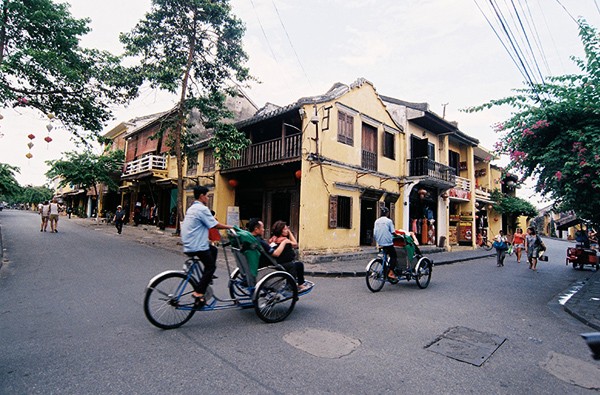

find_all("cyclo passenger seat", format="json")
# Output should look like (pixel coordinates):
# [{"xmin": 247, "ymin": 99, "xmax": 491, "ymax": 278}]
[{"xmin": 227, "ymin": 227, "xmax": 278, "ymax": 287}]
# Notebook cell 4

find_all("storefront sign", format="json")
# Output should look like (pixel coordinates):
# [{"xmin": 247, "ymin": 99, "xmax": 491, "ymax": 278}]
[{"xmin": 226, "ymin": 206, "xmax": 240, "ymax": 226}]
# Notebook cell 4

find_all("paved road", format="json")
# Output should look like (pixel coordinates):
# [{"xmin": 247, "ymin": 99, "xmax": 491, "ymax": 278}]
[{"xmin": 1, "ymin": 210, "xmax": 598, "ymax": 394}]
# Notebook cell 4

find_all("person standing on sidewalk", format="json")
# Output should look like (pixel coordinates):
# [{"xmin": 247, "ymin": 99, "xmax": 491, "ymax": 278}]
[
  {"xmin": 525, "ymin": 227, "xmax": 540, "ymax": 271},
  {"xmin": 493, "ymin": 230, "xmax": 508, "ymax": 267},
  {"xmin": 113, "ymin": 205, "xmax": 126, "ymax": 234},
  {"xmin": 374, "ymin": 206, "xmax": 399, "ymax": 281},
  {"xmin": 49, "ymin": 198, "xmax": 60, "ymax": 233},
  {"xmin": 182, "ymin": 186, "xmax": 232, "ymax": 309}
]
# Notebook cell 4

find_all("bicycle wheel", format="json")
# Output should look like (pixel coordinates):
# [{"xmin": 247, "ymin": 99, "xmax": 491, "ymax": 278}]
[
  {"xmin": 228, "ymin": 268, "xmax": 252, "ymax": 299},
  {"xmin": 144, "ymin": 272, "xmax": 197, "ymax": 329},
  {"xmin": 483, "ymin": 240, "xmax": 493, "ymax": 251},
  {"xmin": 366, "ymin": 257, "xmax": 386, "ymax": 292},
  {"xmin": 415, "ymin": 257, "xmax": 433, "ymax": 289},
  {"xmin": 253, "ymin": 271, "xmax": 297, "ymax": 323}
]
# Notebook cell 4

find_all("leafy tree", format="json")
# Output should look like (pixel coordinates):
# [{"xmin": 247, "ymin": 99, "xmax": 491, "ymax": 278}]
[
  {"xmin": 0, "ymin": 162, "xmax": 20, "ymax": 198},
  {"xmin": 490, "ymin": 190, "xmax": 538, "ymax": 218},
  {"xmin": 8, "ymin": 185, "xmax": 53, "ymax": 205},
  {"xmin": 0, "ymin": 0, "xmax": 139, "ymax": 137},
  {"xmin": 45, "ymin": 150, "xmax": 124, "ymax": 199},
  {"xmin": 120, "ymin": 0, "xmax": 252, "ymax": 229},
  {"xmin": 466, "ymin": 19, "xmax": 600, "ymax": 227}
]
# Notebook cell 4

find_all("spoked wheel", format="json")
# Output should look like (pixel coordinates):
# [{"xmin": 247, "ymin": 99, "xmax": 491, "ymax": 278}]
[
  {"xmin": 228, "ymin": 268, "xmax": 252, "ymax": 299},
  {"xmin": 253, "ymin": 271, "xmax": 297, "ymax": 323},
  {"xmin": 366, "ymin": 257, "xmax": 386, "ymax": 293},
  {"xmin": 483, "ymin": 241, "xmax": 493, "ymax": 251},
  {"xmin": 144, "ymin": 272, "xmax": 198, "ymax": 330},
  {"xmin": 414, "ymin": 257, "xmax": 433, "ymax": 289}
]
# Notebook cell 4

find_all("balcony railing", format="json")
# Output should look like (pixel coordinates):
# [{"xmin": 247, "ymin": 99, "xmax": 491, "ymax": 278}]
[
  {"xmin": 361, "ymin": 150, "xmax": 377, "ymax": 171},
  {"xmin": 407, "ymin": 157, "xmax": 456, "ymax": 183},
  {"xmin": 455, "ymin": 176, "xmax": 472, "ymax": 192},
  {"xmin": 228, "ymin": 134, "xmax": 301, "ymax": 170},
  {"xmin": 475, "ymin": 186, "xmax": 491, "ymax": 200},
  {"xmin": 123, "ymin": 155, "xmax": 167, "ymax": 176}
]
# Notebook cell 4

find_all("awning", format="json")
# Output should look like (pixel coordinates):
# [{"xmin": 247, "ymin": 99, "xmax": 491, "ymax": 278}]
[{"xmin": 556, "ymin": 217, "xmax": 582, "ymax": 231}]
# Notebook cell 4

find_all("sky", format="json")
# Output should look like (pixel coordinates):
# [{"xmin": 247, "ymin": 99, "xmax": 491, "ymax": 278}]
[{"xmin": 1, "ymin": 0, "xmax": 599, "ymax": 206}]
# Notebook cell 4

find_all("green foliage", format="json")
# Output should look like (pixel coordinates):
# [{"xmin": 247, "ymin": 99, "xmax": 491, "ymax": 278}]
[
  {"xmin": 45, "ymin": 150, "xmax": 124, "ymax": 193},
  {"xmin": 7, "ymin": 185, "xmax": 53, "ymax": 205},
  {"xmin": 0, "ymin": 0, "xmax": 139, "ymax": 137},
  {"xmin": 120, "ymin": 0, "xmax": 252, "ymax": 167},
  {"xmin": 0, "ymin": 162, "xmax": 20, "ymax": 197},
  {"xmin": 466, "ymin": 19, "xmax": 600, "ymax": 227},
  {"xmin": 490, "ymin": 190, "xmax": 538, "ymax": 219}
]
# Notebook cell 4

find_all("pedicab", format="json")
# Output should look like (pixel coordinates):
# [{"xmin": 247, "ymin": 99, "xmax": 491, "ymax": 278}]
[
  {"xmin": 143, "ymin": 227, "xmax": 314, "ymax": 329},
  {"xmin": 566, "ymin": 243, "xmax": 599, "ymax": 271}
]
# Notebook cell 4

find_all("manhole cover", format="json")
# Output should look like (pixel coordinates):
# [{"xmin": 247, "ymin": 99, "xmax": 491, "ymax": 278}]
[
  {"xmin": 426, "ymin": 326, "xmax": 506, "ymax": 366},
  {"xmin": 283, "ymin": 329, "xmax": 361, "ymax": 358}
]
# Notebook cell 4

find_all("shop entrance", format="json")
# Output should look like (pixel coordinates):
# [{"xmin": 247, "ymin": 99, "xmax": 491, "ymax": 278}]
[
  {"xmin": 360, "ymin": 199, "xmax": 378, "ymax": 245},
  {"xmin": 409, "ymin": 186, "xmax": 438, "ymax": 246}
]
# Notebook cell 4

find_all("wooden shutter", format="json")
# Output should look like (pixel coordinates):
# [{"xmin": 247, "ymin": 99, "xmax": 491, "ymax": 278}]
[
  {"xmin": 390, "ymin": 202, "xmax": 395, "ymax": 223},
  {"xmin": 329, "ymin": 195, "xmax": 338, "ymax": 228}
]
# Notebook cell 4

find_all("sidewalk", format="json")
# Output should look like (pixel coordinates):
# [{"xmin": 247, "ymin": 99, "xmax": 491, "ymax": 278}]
[{"xmin": 70, "ymin": 217, "xmax": 600, "ymax": 330}]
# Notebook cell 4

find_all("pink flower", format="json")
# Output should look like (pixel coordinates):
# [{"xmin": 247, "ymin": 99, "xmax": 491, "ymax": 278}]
[{"xmin": 555, "ymin": 171, "xmax": 562, "ymax": 181}]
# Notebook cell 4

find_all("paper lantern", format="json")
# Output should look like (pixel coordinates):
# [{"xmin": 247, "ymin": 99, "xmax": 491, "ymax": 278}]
[
  {"xmin": 295, "ymin": 170, "xmax": 302, "ymax": 179},
  {"xmin": 44, "ymin": 136, "xmax": 52, "ymax": 143},
  {"xmin": 27, "ymin": 142, "xmax": 34, "ymax": 149},
  {"xmin": 28, "ymin": 133, "xmax": 35, "ymax": 140},
  {"xmin": 46, "ymin": 123, "xmax": 53, "ymax": 132},
  {"xmin": 47, "ymin": 113, "xmax": 55, "ymax": 119},
  {"xmin": 418, "ymin": 188, "xmax": 427, "ymax": 199},
  {"xmin": 25, "ymin": 152, "xmax": 33, "ymax": 159},
  {"xmin": 0, "ymin": 113, "xmax": 4, "ymax": 120},
  {"xmin": 228, "ymin": 179, "xmax": 238, "ymax": 188}
]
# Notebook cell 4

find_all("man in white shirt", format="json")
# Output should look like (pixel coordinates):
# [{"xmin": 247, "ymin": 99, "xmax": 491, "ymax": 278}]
[{"xmin": 49, "ymin": 198, "xmax": 60, "ymax": 233}]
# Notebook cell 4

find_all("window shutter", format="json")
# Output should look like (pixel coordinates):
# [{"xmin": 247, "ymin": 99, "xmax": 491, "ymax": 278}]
[
  {"xmin": 329, "ymin": 195, "xmax": 338, "ymax": 228},
  {"xmin": 348, "ymin": 196, "xmax": 353, "ymax": 229},
  {"xmin": 390, "ymin": 202, "xmax": 395, "ymax": 223}
]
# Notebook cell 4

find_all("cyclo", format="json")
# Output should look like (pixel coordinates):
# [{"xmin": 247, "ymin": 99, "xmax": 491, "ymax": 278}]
[
  {"xmin": 143, "ymin": 227, "xmax": 314, "ymax": 329},
  {"xmin": 366, "ymin": 230, "xmax": 433, "ymax": 292}
]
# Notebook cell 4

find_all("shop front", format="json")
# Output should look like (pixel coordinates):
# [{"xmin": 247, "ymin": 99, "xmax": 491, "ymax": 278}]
[{"xmin": 409, "ymin": 185, "xmax": 439, "ymax": 246}]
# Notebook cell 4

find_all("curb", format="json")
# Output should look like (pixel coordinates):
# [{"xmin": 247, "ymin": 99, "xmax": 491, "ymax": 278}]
[
  {"xmin": 563, "ymin": 270, "xmax": 600, "ymax": 331},
  {"xmin": 305, "ymin": 252, "xmax": 496, "ymax": 277}
]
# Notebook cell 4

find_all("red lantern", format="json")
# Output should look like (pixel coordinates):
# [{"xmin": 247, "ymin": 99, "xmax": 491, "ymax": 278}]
[
  {"xmin": 28, "ymin": 133, "xmax": 35, "ymax": 140},
  {"xmin": 295, "ymin": 170, "xmax": 302, "ymax": 180},
  {"xmin": 44, "ymin": 136, "xmax": 52, "ymax": 143},
  {"xmin": 228, "ymin": 179, "xmax": 238, "ymax": 188}
]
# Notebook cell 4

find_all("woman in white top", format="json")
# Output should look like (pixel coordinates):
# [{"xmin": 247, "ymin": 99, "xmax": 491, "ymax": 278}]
[{"xmin": 49, "ymin": 198, "xmax": 60, "ymax": 233}]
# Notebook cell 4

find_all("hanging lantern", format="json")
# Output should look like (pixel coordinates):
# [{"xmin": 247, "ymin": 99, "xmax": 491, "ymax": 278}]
[
  {"xmin": 228, "ymin": 179, "xmax": 238, "ymax": 188},
  {"xmin": 418, "ymin": 188, "xmax": 427, "ymax": 199},
  {"xmin": 0, "ymin": 113, "xmax": 4, "ymax": 120},
  {"xmin": 28, "ymin": 133, "xmax": 35, "ymax": 140},
  {"xmin": 25, "ymin": 152, "xmax": 33, "ymax": 159},
  {"xmin": 27, "ymin": 142, "xmax": 34, "ymax": 149},
  {"xmin": 44, "ymin": 136, "xmax": 53, "ymax": 143},
  {"xmin": 487, "ymin": 204, "xmax": 493, "ymax": 211},
  {"xmin": 46, "ymin": 123, "xmax": 53, "ymax": 132},
  {"xmin": 295, "ymin": 170, "xmax": 302, "ymax": 180},
  {"xmin": 47, "ymin": 113, "xmax": 55, "ymax": 119},
  {"xmin": 17, "ymin": 97, "xmax": 28, "ymax": 106},
  {"xmin": 441, "ymin": 192, "xmax": 449, "ymax": 201}
]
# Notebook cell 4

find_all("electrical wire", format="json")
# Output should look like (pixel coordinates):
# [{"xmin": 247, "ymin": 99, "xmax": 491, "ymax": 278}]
[{"xmin": 249, "ymin": 0, "xmax": 279, "ymax": 64}]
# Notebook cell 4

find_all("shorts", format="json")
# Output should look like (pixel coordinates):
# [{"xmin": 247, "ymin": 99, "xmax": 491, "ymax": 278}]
[
  {"xmin": 513, "ymin": 243, "xmax": 524, "ymax": 249},
  {"xmin": 527, "ymin": 247, "xmax": 539, "ymax": 259},
  {"xmin": 49, "ymin": 214, "xmax": 59, "ymax": 221},
  {"xmin": 42, "ymin": 216, "xmax": 49, "ymax": 220}
]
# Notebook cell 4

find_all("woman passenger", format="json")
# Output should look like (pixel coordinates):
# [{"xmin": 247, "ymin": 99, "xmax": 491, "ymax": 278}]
[{"xmin": 268, "ymin": 221, "xmax": 309, "ymax": 292}]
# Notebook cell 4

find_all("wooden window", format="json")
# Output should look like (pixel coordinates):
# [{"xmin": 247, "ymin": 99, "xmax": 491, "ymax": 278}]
[
  {"xmin": 361, "ymin": 123, "xmax": 377, "ymax": 170},
  {"xmin": 202, "ymin": 149, "xmax": 215, "ymax": 172},
  {"xmin": 329, "ymin": 195, "xmax": 352, "ymax": 229},
  {"xmin": 428, "ymin": 142, "xmax": 435, "ymax": 161},
  {"xmin": 449, "ymin": 150, "xmax": 460, "ymax": 175},
  {"xmin": 383, "ymin": 131, "xmax": 395, "ymax": 160},
  {"xmin": 186, "ymin": 155, "xmax": 198, "ymax": 176},
  {"xmin": 337, "ymin": 112, "xmax": 354, "ymax": 146}
]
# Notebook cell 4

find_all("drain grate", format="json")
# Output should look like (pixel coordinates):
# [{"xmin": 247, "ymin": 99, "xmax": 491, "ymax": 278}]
[{"xmin": 426, "ymin": 326, "xmax": 506, "ymax": 366}]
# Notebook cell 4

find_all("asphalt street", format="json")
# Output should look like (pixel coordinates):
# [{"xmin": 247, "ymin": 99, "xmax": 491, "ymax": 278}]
[{"xmin": 0, "ymin": 210, "xmax": 599, "ymax": 394}]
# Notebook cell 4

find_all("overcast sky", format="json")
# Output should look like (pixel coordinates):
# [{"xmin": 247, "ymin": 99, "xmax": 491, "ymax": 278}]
[{"xmin": 1, "ymin": 0, "xmax": 599, "ymax": 205}]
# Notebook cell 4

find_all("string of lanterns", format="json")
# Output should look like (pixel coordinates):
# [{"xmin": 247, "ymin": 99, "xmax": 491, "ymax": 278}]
[{"xmin": 25, "ymin": 112, "xmax": 55, "ymax": 159}]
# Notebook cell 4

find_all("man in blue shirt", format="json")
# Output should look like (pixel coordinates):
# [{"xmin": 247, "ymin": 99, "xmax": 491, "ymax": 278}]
[
  {"xmin": 182, "ymin": 186, "xmax": 232, "ymax": 308},
  {"xmin": 373, "ymin": 206, "xmax": 398, "ymax": 281}
]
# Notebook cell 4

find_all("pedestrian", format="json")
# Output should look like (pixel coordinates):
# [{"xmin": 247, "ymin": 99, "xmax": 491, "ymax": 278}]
[
  {"xmin": 525, "ymin": 226, "xmax": 540, "ymax": 271},
  {"xmin": 113, "ymin": 205, "xmax": 125, "ymax": 234},
  {"xmin": 181, "ymin": 186, "xmax": 233, "ymax": 309},
  {"xmin": 512, "ymin": 228, "xmax": 526, "ymax": 264},
  {"xmin": 373, "ymin": 206, "xmax": 400, "ymax": 281},
  {"xmin": 66, "ymin": 205, "xmax": 73, "ymax": 219},
  {"xmin": 40, "ymin": 201, "xmax": 50, "ymax": 232},
  {"xmin": 49, "ymin": 198, "xmax": 60, "ymax": 233},
  {"xmin": 493, "ymin": 230, "xmax": 508, "ymax": 267}
]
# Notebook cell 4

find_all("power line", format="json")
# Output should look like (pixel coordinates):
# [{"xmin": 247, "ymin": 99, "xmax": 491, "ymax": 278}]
[
  {"xmin": 509, "ymin": 0, "xmax": 546, "ymax": 85},
  {"xmin": 249, "ymin": 0, "xmax": 279, "ymax": 64},
  {"xmin": 519, "ymin": 0, "xmax": 551, "ymax": 75}
]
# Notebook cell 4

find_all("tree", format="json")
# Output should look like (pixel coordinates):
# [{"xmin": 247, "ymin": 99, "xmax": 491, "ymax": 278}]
[
  {"xmin": 466, "ymin": 19, "xmax": 600, "ymax": 227},
  {"xmin": 490, "ymin": 189, "xmax": 538, "ymax": 218},
  {"xmin": 120, "ymin": 0, "xmax": 252, "ymax": 230},
  {"xmin": 45, "ymin": 150, "xmax": 124, "ymax": 201},
  {"xmin": 0, "ymin": 162, "xmax": 20, "ymax": 197},
  {"xmin": 0, "ymin": 0, "xmax": 139, "ymax": 137},
  {"xmin": 8, "ymin": 185, "xmax": 53, "ymax": 205}
]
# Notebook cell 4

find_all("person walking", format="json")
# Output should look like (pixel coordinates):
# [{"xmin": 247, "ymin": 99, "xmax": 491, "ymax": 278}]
[
  {"xmin": 512, "ymin": 228, "xmax": 526, "ymax": 264},
  {"xmin": 373, "ymin": 206, "xmax": 399, "ymax": 281},
  {"xmin": 40, "ymin": 201, "xmax": 50, "ymax": 232},
  {"xmin": 49, "ymin": 198, "xmax": 60, "ymax": 233},
  {"xmin": 525, "ymin": 227, "xmax": 540, "ymax": 271},
  {"xmin": 113, "ymin": 205, "xmax": 126, "ymax": 234},
  {"xmin": 181, "ymin": 186, "xmax": 232, "ymax": 309},
  {"xmin": 493, "ymin": 230, "xmax": 508, "ymax": 267}
]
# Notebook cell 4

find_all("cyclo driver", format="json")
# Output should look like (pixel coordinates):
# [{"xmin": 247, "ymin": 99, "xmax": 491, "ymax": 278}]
[{"xmin": 373, "ymin": 207, "xmax": 398, "ymax": 281}]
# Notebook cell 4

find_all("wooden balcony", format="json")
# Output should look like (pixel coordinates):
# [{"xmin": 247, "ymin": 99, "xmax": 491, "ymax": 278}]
[
  {"xmin": 455, "ymin": 176, "xmax": 472, "ymax": 192},
  {"xmin": 123, "ymin": 155, "xmax": 167, "ymax": 178},
  {"xmin": 407, "ymin": 157, "xmax": 456, "ymax": 186},
  {"xmin": 225, "ymin": 134, "xmax": 301, "ymax": 171}
]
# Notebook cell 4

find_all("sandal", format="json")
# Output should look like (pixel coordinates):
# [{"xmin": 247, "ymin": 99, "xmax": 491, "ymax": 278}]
[{"xmin": 192, "ymin": 294, "xmax": 206, "ymax": 309}]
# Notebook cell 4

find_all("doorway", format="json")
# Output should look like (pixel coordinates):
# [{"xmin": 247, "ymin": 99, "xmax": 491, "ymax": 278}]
[{"xmin": 360, "ymin": 199, "xmax": 378, "ymax": 245}]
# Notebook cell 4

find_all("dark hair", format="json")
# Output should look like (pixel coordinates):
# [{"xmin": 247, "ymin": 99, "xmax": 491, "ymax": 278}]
[
  {"xmin": 527, "ymin": 226, "xmax": 536, "ymax": 235},
  {"xmin": 271, "ymin": 220, "xmax": 287, "ymax": 237},
  {"xmin": 247, "ymin": 218, "xmax": 262, "ymax": 232},
  {"xmin": 193, "ymin": 186, "xmax": 209, "ymax": 199}
]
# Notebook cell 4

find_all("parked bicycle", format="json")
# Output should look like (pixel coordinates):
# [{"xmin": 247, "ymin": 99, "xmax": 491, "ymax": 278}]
[
  {"xmin": 143, "ymin": 228, "xmax": 314, "ymax": 329},
  {"xmin": 366, "ymin": 232, "xmax": 433, "ymax": 292},
  {"xmin": 476, "ymin": 234, "xmax": 493, "ymax": 250}
]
